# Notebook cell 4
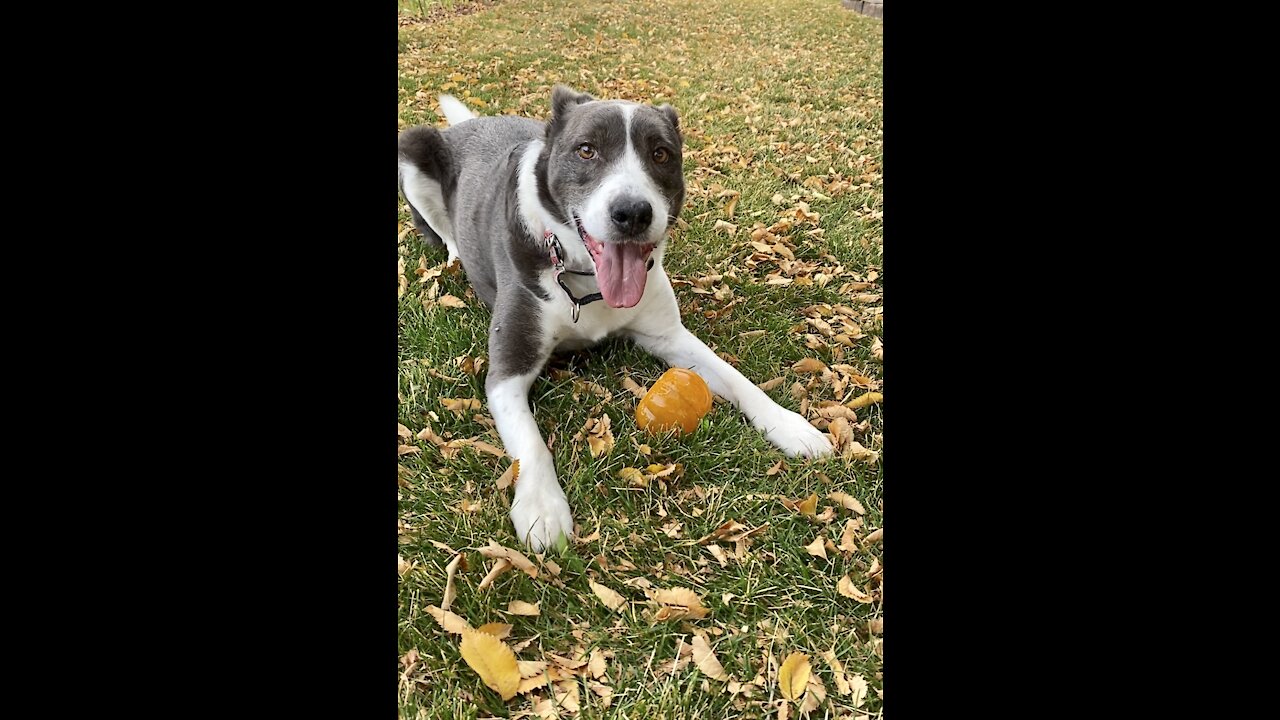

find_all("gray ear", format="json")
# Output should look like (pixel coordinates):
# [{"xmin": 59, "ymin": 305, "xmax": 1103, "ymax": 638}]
[
  {"xmin": 551, "ymin": 85, "xmax": 595, "ymax": 120},
  {"xmin": 657, "ymin": 103, "xmax": 680, "ymax": 131}
]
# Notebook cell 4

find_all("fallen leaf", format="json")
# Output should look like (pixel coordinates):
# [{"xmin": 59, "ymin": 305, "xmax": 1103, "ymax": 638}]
[
  {"xmin": 799, "ymin": 671, "xmax": 827, "ymax": 715},
  {"xmin": 705, "ymin": 544, "xmax": 730, "ymax": 567},
  {"xmin": 426, "ymin": 605, "xmax": 472, "ymax": 634},
  {"xmin": 838, "ymin": 576, "xmax": 875, "ymax": 603},
  {"xmin": 478, "ymin": 541, "xmax": 539, "ymax": 578},
  {"xmin": 496, "ymin": 459, "xmax": 520, "ymax": 490},
  {"xmin": 589, "ymin": 579, "xmax": 627, "ymax": 612},
  {"xmin": 867, "ymin": 618, "xmax": 883, "ymax": 635},
  {"xmin": 478, "ymin": 558, "xmax": 512, "ymax": 590},
  {"xmin": 459, "ymin": 626, "xmax": 520, "ymax": 700},
  {"xmin": 398, "ymin": 444, "xmax": 420, "ymax": 456},
  {"xmin": 470, "ymin": 440, "xmax": 506, "ymax": 458},
  {"xmin": 652, "ymin": 587, "xmax": 710, "ymax": 620},
  {"xmin": 476, "ymin": 622, "xmax": 513, "ymax": 640},
  {"xmin": 441, "ymin": 398, "xmax": 481, "ymax": 415},
  {"xmin": 507, "ymin": 600, "xmax": 541, "ymax": 616},
  {"xmin": 691, "ymin": 635, "xmax": 731, "ymax": 681},
  {"xmin": 778, "ymin": 652, "xmax": 811, "ymax": 701},
  {"xmin": 437, "ymin": 294, "xmax": 467, "ymax": 309},
  {"xmin": 803, "ymin": 535, "xmax": 827, "ymax": 559},
  {"xmin": 820, "ymin": 649, "xmax": 851, "ymax": 696},
  {"xmin": 397, "ymin": 423, "xmax": 412, "ymax": 441},
  {"xmin": 791, "ymin": 358, "xmax": 827, "ymax": 374},
  {"xmin": 442, "ymin": 553, "xmax": 463, "ymax": 611},
  {"xmin": 621, "ymin": 375, "xmax": 648, "ymax": 397},
  {"xmin": 827, "ymin": 492, "xmax": 866, "ymax": 514},
  {"xmin": 757, "ymin": 377, "xmax": 786, "ymax": 391},
  {"xmin": 588, "ymin": 648, "xmax": 607, "ymax": 679},
  {"xmin": 846, "ymin": 392, "xmax": 883, "ymax": 410},
  {"xmin": 713, "ymin": 219, "xmax": 738, "ymax": 234},
  {"xmin": 518, "ymin": 659, "xmax": 548, "ymax": 678},
  {"xmin": 848, "ymin": 673, "xmax": 869, "ymax": 707},
  {"xmin": 838, "ymin": 519, "xmax": 861, "ymax": 554},
  {"xmin": 784, "ymin": 493, "xmax": 818, "ymax": 516},
  {"xmin": 864, "ymin": 527, "xmax": 883, "ymax": 545}
]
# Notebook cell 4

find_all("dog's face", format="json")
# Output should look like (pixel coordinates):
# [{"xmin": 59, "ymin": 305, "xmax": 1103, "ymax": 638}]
[{"xmin": 536, "ymin": 85, "xmax": 685, "ymax": 308}]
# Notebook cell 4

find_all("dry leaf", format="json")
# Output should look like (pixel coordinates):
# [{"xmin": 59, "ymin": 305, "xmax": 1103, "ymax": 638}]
[
  {"xmin": 757, "ymin": 377, "xmax": 786, "ymax": 391},
  {"xmin": 792, "ymin": 358, "xmax": 827, "ymax": 374},
  {"xmin": 478, "ymin": 558, "xmax": 513, "ymax": 590},
  {"xmin": 589, "ymin": 579, "xmax": 627, "ymax": 612},
  {"xmin": 827, "ymin": 492, "xmax": 865, "ymax": 514},
  {"xmin": 476, "ymin": 622, "xmax": 513, "ymax": 640},
  {"xmin": 778, "ymin": 652, "xmax": 811, "ymax": 701},
  {"xmin": 864, "ymin": 528, "xmax": 883, "ymax": 545},
  {"xmin": 507, "ymin": 600, "xmax": 541, "ymax": 616},
  {"xmin": 783, "ymin": 492, "xmax": 818, "ymax": 516},
  {"xmin": 497, "ymin": 459, "xmax": 520, "ymax": 490},
  {"xmin": 867, "ymin": 618, "xmax": 883, "ymax": 635},
  {"xmin": 652, "ymin": 587, "xmax": 710, "ymax": 620},
  {"xmin": 398, "ymin": 554, "xmax": 412, "ymax": 577},
  {"xmin": 442, "ymin": 553, "xmax": 463, "ymax": 611},
  {"xmin": 848, "ymin": 673, "xmax": 869, "ymax": 707},
  {"xmin": 705, "ymin": 544, "xmax": 730, "ymax": 567},
  {"xmin": 799, "ymin": 672, "xmax": 827, "ymax": 715},
  {"xmin": 426, "ymin": 605, "xmax": 472, "ymax": 634},
  {"xmin": 820, "ymin": 649, "xmax": 851, "ymax": 696},
  {"xmin": 713, "ymin": 219, "xmax": 738, "ymax": 234},
  {"xmin": 459, "ymin": 627, "xmax": 520, "ymax": 700},
  {"xmin": 437, "ymin": 294, "xmax": 467, "ymax": 309},
  {"xmin": 803, "ymin": 535, "xmax": 827, "ymax": 559},
  {"xmin": 589, "ymin": 648, "xmax": 607, "ymax": 679},
  {"xmin": 398, "ymin": 444, "xmax": 420, "ymax": 456},
  {"xmin": 478, "ymin": 541, "xmax": 539, "ymax": 578},
  {"xmin": 518, "ymin": 659, "xmax": 548, "ymax": 678},
  {"xmin": 838, "ymin": 519, "xmax": 861, "ymax": 554},
  {"xmin": 397, "ymin": 423, "xmax": 412, "ymax": 441},
  {"xmin": 441, "ymin": 398, "xmax": 481, "ymax": 415},
  {"xmin": 846, "ymin": 392, "xmax": 883, "ymax": 410},
  {"xmin": 691, "ymin": 635, "xmax": 731, "ymax": 681},
  {"xmin": 621, "ymin": 375, "xmax": 648, "ymax": 397},
  {"xmin": 838, "ymin": 576, "xmax": 875, "ymax": 603}
]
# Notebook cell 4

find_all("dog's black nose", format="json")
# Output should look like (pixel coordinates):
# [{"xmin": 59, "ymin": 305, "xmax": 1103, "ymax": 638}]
[{"xmin": 609, "ymin": 198, "xmax": 653, "ymax": 236}]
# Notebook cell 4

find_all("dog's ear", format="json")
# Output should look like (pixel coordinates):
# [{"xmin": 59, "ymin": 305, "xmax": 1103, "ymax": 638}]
[
  {"xmin": 551, "ymin": 85, "xmax": 595, "ymax": 121},
  {"xmin": 657, "ymin": 103, "xmax": 680, "ymax": 132}
]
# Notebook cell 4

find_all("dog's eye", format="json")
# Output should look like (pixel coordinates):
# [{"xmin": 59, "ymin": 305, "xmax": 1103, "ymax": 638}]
[
  {"xmin": 652, "ymin": 147, "xmax": 670, "ymax": 164},
  {"xmin": 576, "ymin": 144, "xmax": 597, "ymax": 160}
]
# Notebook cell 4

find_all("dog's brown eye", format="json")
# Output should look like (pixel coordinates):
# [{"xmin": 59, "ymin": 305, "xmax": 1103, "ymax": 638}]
[
  {"xmin": 652, "ymin": 147, "xmax": 670, "ymax": 164},
  {"xmin": 576, "ymin": 144, "xmax": 596, "ymax": 160}
]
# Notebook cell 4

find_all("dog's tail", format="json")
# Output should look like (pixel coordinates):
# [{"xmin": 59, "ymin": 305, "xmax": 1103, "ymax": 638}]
[{"xmin": 438, "ymin": 94, "xmax": 477, "ymax": 126}]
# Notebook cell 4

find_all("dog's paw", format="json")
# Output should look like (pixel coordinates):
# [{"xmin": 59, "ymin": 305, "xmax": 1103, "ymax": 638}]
[
  {"xmin": 761, "ymin": 409, "xmax": 834, "ymax": 459},
  {"xmin": 509, "ymin": 480, "xmax": 574, "ymax": 553}
]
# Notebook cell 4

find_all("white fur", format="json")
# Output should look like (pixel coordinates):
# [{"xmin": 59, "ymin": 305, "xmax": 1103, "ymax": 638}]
[
  {"xmin": 399, "ymin": 160, "xmax": 459, "ymax": 262},
  {"xmin": 576, "ymin": 104, "xmax": 670, "ymax": 246},
  {"xmin": 488, "ymin": 374, "xmax": 573, "ymax": 551},
  {"xmin": 438, "ymin": 94, "xmax": 476, "ymax": 126}
]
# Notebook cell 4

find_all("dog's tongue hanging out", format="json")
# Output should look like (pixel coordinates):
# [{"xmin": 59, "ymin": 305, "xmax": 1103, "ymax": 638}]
[{"xmin": 595, "ymin": 242, "xmax": 651, "ymax": 308}]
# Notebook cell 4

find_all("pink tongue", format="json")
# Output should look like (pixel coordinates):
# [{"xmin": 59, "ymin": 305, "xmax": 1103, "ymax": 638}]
[{"xmin": 595, "ymin": 242, "xmax": 649, "ymax": 308}]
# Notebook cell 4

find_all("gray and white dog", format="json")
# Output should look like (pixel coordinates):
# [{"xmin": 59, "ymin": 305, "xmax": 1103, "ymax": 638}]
[{"xmin": 398, "ymin": 86, "xmax": 832, "ymax": 551}]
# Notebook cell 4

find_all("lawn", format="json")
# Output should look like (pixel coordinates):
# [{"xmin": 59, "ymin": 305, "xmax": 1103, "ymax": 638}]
[{"xmin": 397, "ymin": 0, "xmax": 883, "ymax": 717}]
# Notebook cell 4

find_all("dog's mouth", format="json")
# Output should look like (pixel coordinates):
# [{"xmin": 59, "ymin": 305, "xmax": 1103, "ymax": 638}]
[{"xmin": 574, "ymin": 213, "xmax": 655, "ymax": 309}]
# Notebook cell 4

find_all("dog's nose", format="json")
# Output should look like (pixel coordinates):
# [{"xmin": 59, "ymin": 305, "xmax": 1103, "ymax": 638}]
[{"xmin": 609, "ymin": 198, "xmax": 653, "ymax": 236}]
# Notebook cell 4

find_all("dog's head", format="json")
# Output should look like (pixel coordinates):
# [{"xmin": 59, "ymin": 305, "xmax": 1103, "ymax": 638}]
[{"xmin": 536, "ymin": 85, "xmax": 685, "ymax": 308}]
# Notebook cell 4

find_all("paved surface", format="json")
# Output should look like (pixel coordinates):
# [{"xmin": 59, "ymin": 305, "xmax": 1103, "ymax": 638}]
[{"xmin": 842, "ymin": 0, "xmax": 883, "ymax": 19}]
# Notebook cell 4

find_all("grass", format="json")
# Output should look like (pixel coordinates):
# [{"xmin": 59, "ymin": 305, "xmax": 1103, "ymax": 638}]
[{"xmin": 397, "ymin": 0, "xmax": 882, "ymax": 717}]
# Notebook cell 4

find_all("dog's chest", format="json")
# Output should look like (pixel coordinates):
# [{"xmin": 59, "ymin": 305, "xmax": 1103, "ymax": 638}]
[{"xmin": 539, "ymin": 273, "xmax": 641, "ymax": 351}]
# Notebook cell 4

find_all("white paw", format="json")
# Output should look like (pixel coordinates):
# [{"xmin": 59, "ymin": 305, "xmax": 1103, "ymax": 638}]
[
  {"xmin": 509, "ymin": 474, "xmax": 574, "ymax": 553},
  {"xmin": 760, "ymin": 408, "xmax": 834, "ymax": 458}
]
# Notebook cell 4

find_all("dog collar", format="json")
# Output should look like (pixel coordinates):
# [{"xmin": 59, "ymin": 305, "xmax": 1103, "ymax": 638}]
[{"xmin": 544, "ymin": 229, "xmax": 603, "ymax": 323}]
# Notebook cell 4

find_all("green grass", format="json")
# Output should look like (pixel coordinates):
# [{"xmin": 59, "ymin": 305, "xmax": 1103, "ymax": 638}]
[{"xmin": 398, "ymin": 1, "xmax": 882, "ymax": 717}]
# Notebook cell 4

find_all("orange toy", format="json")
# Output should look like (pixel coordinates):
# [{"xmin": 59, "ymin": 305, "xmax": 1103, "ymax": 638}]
[{"xmin": 635, "ymin": 368, "xmax": 713, "ymax": 434}]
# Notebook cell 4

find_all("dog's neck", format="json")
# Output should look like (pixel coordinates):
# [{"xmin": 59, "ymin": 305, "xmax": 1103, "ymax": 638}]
[{"xmin": 516, "ymin": 140, "xmax": 595, "ymax": 273}]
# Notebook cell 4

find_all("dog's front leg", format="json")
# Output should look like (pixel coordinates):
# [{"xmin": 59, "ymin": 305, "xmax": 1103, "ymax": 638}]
[
  {"xmin": 485, "ymin": 305, "xmax": 572, "ymax": 552},
  {"xmin": 629, "ymin": 300, "xmax": 833, "ymax": 458}
]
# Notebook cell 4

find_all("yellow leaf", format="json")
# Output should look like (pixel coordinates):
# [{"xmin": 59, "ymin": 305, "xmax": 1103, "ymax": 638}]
[
  {"xmin": 797, "ymin": 493, "xmax": 818, "ymax": 516},
  {"xmin": 459, "ymin": 627, "xmax": 520, "ymax": 701},
  {"xmin": 476, "ymin": 622, "xmax": 513, "ymax": 640},
  {"xmin": 846, "ymin": 392, "xmax": 883, "ymax": 410},
  {"xmin": 497, "ymin": 459, "xmax": 520, "ymax": 490},
  {"xmin": 441, "ymin": 398, "xmax": 481, "ymax": 415},
  {"xmin": 691, "ymin": 635, "xmax": 731, "ymax": 681},
  {"xmin": 426, "ymin": 605, "xmax": 472, "ymax": 634},
  {"xmin": 589, "ymin": 579, "xmax": 627, "ymax": 612},
  {"xmin": 826, "ymin": 492, "xmax": 865, "ymax": 514},
  {"xmin": 792, "ymin": 358, "xmax": 827, "ymax": 374},
  {"xmin": 507, "ymin": 600, "xmax": 540, "ymax": 616},
  {"xmin": 652, "ymin": 586, "xmax": 710, "ymax": 620},
  {"xmin": 778, "ymin": 652, "xmax": 811, "ymax": 701}
]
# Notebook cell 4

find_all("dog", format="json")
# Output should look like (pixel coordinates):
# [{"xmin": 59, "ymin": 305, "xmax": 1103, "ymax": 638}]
[{"xmin": 398, "ymin": 86, "xmax": 833, "ymax": 551}]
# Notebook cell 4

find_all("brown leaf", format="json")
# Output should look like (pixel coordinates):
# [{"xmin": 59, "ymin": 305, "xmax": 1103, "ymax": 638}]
[
  {"xmin": 459, "ymin": 626, "xmax": 520, "ymax": 700},
  {"xmin": 713, "ymin": 219, "xmax": 738, "ymax": 235},
  {"xmin": 517, "ymin": 659, "xmax": 548, "ymax": 678},
  {"xmin": 477, "ymin": 558, "xmax": 512, "ymax": 590},
  {"xmin": 442, "ymin": 553, "xmax": 463, "ymax": 612},
  {"xmin": 757, "ymin": 377, "xmax": 786, "ymax": 391},
  {"xmin": 397, "ymin": 423, "xmax": 413, "ymax": 441},
  {"xmin": 864, "ymin": 527, "xmax": 883, "ymax": 545},
  {"xmin": 848, "ymin": 673, "xmax": 869, "ymax": 707},
  {"xmin": 588, "ymin": 648, "xmax": 608, "ymax": 679},
  {"xmin": 691, "ymin": 635, "xmax": 731, "ymax": 681},
  {"xmin": 397, "ymin": 444, "xmax": 420, "ymax": 456},
  {"xmin": 589, "ymin": 579, "xmax": 627, "ymax": 612},
  {"xmin": 621, "ymin": 375, "xmax": 648, "ymax": 398},
  {"xmin": 507, "ymin": 600, "xmax": 540, "ymax": 616},
  {"xmin": 437, "ymin": 294, "xmax": 467, "ymax": 309},
  {"xmin": 478, "ymin": 541, "xmax": 539, "ymax": 578},
  {"xmin": 820, "ymin": 649, "xmax": 852, "ymax": 696},
  {"xmin": 652, "ymin": 587, "xmax": 710, "ymax": 620},
  {"xmin": 799, "ymin": 671, "xmax": 827, "ymax": 715},
  {"xmin": 838, "ymin": 576, "xmax": 875, "ymax": 603},
  {"xmin": 778, "ymin": 652, "xmax": 811, "ymax": 701},
  {"xmin": 441, "ymin": 398, "xmax": 481, "ymax": 415},
  {"xmin": 838, "ymin": 519, "xmax": 861, "ymax": 554},
  {"xmin": 705, "ymin": 544, "xmax": 730, "ymax": 567},
  {"xmin": 470, "ymin": 440, "xmax": 506, "ymax": 458}
]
